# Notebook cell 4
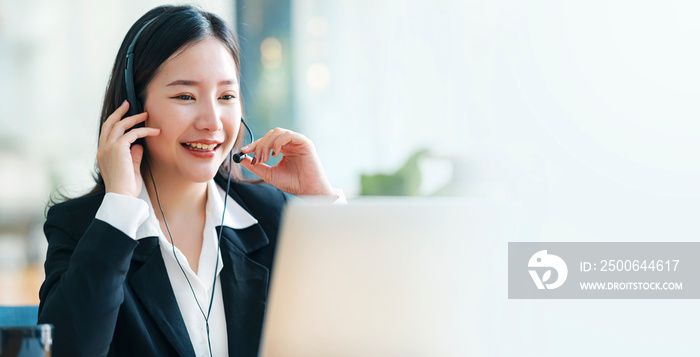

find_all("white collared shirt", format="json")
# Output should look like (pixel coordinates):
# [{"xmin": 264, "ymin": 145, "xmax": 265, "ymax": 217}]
[{"xmin": 96, "ymin": 179, "xmax": 258, "ymax": 357}]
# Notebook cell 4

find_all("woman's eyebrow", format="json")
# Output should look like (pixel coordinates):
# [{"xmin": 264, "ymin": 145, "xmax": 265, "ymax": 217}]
[{"xmin": 166, "ymin": 79, "xmax": 238, "ymax": 86}]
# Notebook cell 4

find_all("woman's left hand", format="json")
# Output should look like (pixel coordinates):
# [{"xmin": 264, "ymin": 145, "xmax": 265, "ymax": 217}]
[{"xmin": 239, "ymin": 128, "xmax": 336, "ymax": 198}]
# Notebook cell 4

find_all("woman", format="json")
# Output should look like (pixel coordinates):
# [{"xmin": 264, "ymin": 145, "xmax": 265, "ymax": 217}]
[{"xmin": 38, "ymin": 5, "xmax": 338, "ymax": 356}]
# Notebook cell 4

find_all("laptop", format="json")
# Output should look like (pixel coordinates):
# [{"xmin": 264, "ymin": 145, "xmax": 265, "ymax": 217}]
[{"xmin": 259, "ymin": 197, "xmax": 515, "ymax": 356}]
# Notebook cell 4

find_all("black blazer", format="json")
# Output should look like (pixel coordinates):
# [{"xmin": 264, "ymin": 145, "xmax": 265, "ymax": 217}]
[{"xmin": 38, "ymin": 178, "xmax": 287, "ymax": 357}]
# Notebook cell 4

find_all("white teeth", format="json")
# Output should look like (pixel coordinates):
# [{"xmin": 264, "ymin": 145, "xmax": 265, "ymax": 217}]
[{"xmin": 184, "ymin": 143, "xmax": 217, "ymax": 151}]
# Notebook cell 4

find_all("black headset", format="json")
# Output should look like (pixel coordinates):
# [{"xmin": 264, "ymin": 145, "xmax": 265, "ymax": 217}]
[
  {"xmin": 124, "ymin": 18, "xmax": 153, "ymax": 117},
  {"xmin": 123, "ymin": 14, "xmax": 251, "ymax": 356}
]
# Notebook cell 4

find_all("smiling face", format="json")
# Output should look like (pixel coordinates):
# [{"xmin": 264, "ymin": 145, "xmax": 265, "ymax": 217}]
[{"xmin": 142, "ymin": 37, "xmax": 241, "ymax": 184}]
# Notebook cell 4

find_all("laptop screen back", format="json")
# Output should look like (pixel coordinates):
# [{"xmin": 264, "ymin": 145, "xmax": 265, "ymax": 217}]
[{"xmin": 260, "ymin": 198, "xmax": 514, "ymax": 356}]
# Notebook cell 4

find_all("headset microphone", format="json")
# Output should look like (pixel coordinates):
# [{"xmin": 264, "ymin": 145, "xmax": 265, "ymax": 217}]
[
  {"xmin": 233, "ymin": 117, "xmax": 254, "ymax": 163},
  {"xmin": 232, "ymin": 152, "xmax": 246, "ymax": 164}
]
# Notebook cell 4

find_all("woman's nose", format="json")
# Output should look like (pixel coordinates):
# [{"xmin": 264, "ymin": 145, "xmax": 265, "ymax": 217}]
[{"xmin": 195, "ymin": 99, "xmax": 223, "ymax": 131}]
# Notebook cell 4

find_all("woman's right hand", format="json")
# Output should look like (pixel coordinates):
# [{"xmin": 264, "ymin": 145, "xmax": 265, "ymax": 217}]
[{"xmin": 97, "ymin": 101, "xmax": 161, "ymax": 197}]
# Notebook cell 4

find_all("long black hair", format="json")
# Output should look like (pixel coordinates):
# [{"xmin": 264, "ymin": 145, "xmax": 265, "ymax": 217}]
[{"xmin": 79, "ymin": 5, "xmax": 247, "ymax": 199}]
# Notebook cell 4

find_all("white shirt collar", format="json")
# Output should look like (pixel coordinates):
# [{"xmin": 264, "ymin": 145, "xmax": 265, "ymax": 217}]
[
  {"xmin": 135, "ymin": 179, "xmax": 258, "ymax": 240},
  {"xmin": 133, "ymin": 178, "xmax": 246, "ymax": 357}
]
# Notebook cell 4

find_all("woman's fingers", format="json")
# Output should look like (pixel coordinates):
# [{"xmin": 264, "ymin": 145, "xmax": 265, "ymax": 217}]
[
  {"xmin": 240, "ymin": 142, "xmax": 256, "ymax": 154},
  {"xmin": 235, "ymin": 126, "xmax": 334, "ymax": 197},
  {"xmin": 122, "ymin": 127, "xmax": 161, "ymax": 145},
  {"xmin": 107, "ymin": 112, "xmax": 149, "ymax": 143},
  {"xmin": 270, "ymin": 131, "xmax": 301, "ymax": 157},
  {"xmin": 253, "ymin": 130, "xmax": 274, "ymax": 164},
  {"xmin": 239, "ymin": 155, "xmax": 273, "ymax": 181},
  {"xmin": 96, "ymin": 111, "xmax": 159, "ymax": 197},
  {"xmin": 130, "ymin": 144, "xmax": 146, "ymax": 176},
  {"xmin": 244, "ymin": 128, "xmax": 311, "ymax": 165},
  {"xmin": 100, "ymin": 101, "xmax": 130, "ymax": 146},
  {"xmin": 270, "ymin": 134, "xmax": 290, "ymax": 157}
]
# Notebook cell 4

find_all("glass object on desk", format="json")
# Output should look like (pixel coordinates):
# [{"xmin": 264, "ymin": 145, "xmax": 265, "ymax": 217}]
[{"xmin": 0, "ymin": 324, "xmax": 53, "ymax": 357}]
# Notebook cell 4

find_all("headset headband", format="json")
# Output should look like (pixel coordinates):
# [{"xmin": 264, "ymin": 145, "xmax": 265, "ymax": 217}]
[{"xmin": 124, "ymin": 17, "xmax": 156, "ymax": 116}]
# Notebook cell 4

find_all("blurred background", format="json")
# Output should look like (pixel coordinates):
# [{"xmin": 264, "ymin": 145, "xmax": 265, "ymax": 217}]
[{"xmin": 1, "ymin": 0, "xmax": 700, "ymax": 352}]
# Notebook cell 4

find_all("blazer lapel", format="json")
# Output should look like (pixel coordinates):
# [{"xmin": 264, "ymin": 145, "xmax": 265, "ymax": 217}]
[
  {"xmin": 128, "ymin": 236, "xmax": 196, "ymax": 357},
  {"xmin": 218, "ymin": 225, "xmax": 271, "ymax": 355}
]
